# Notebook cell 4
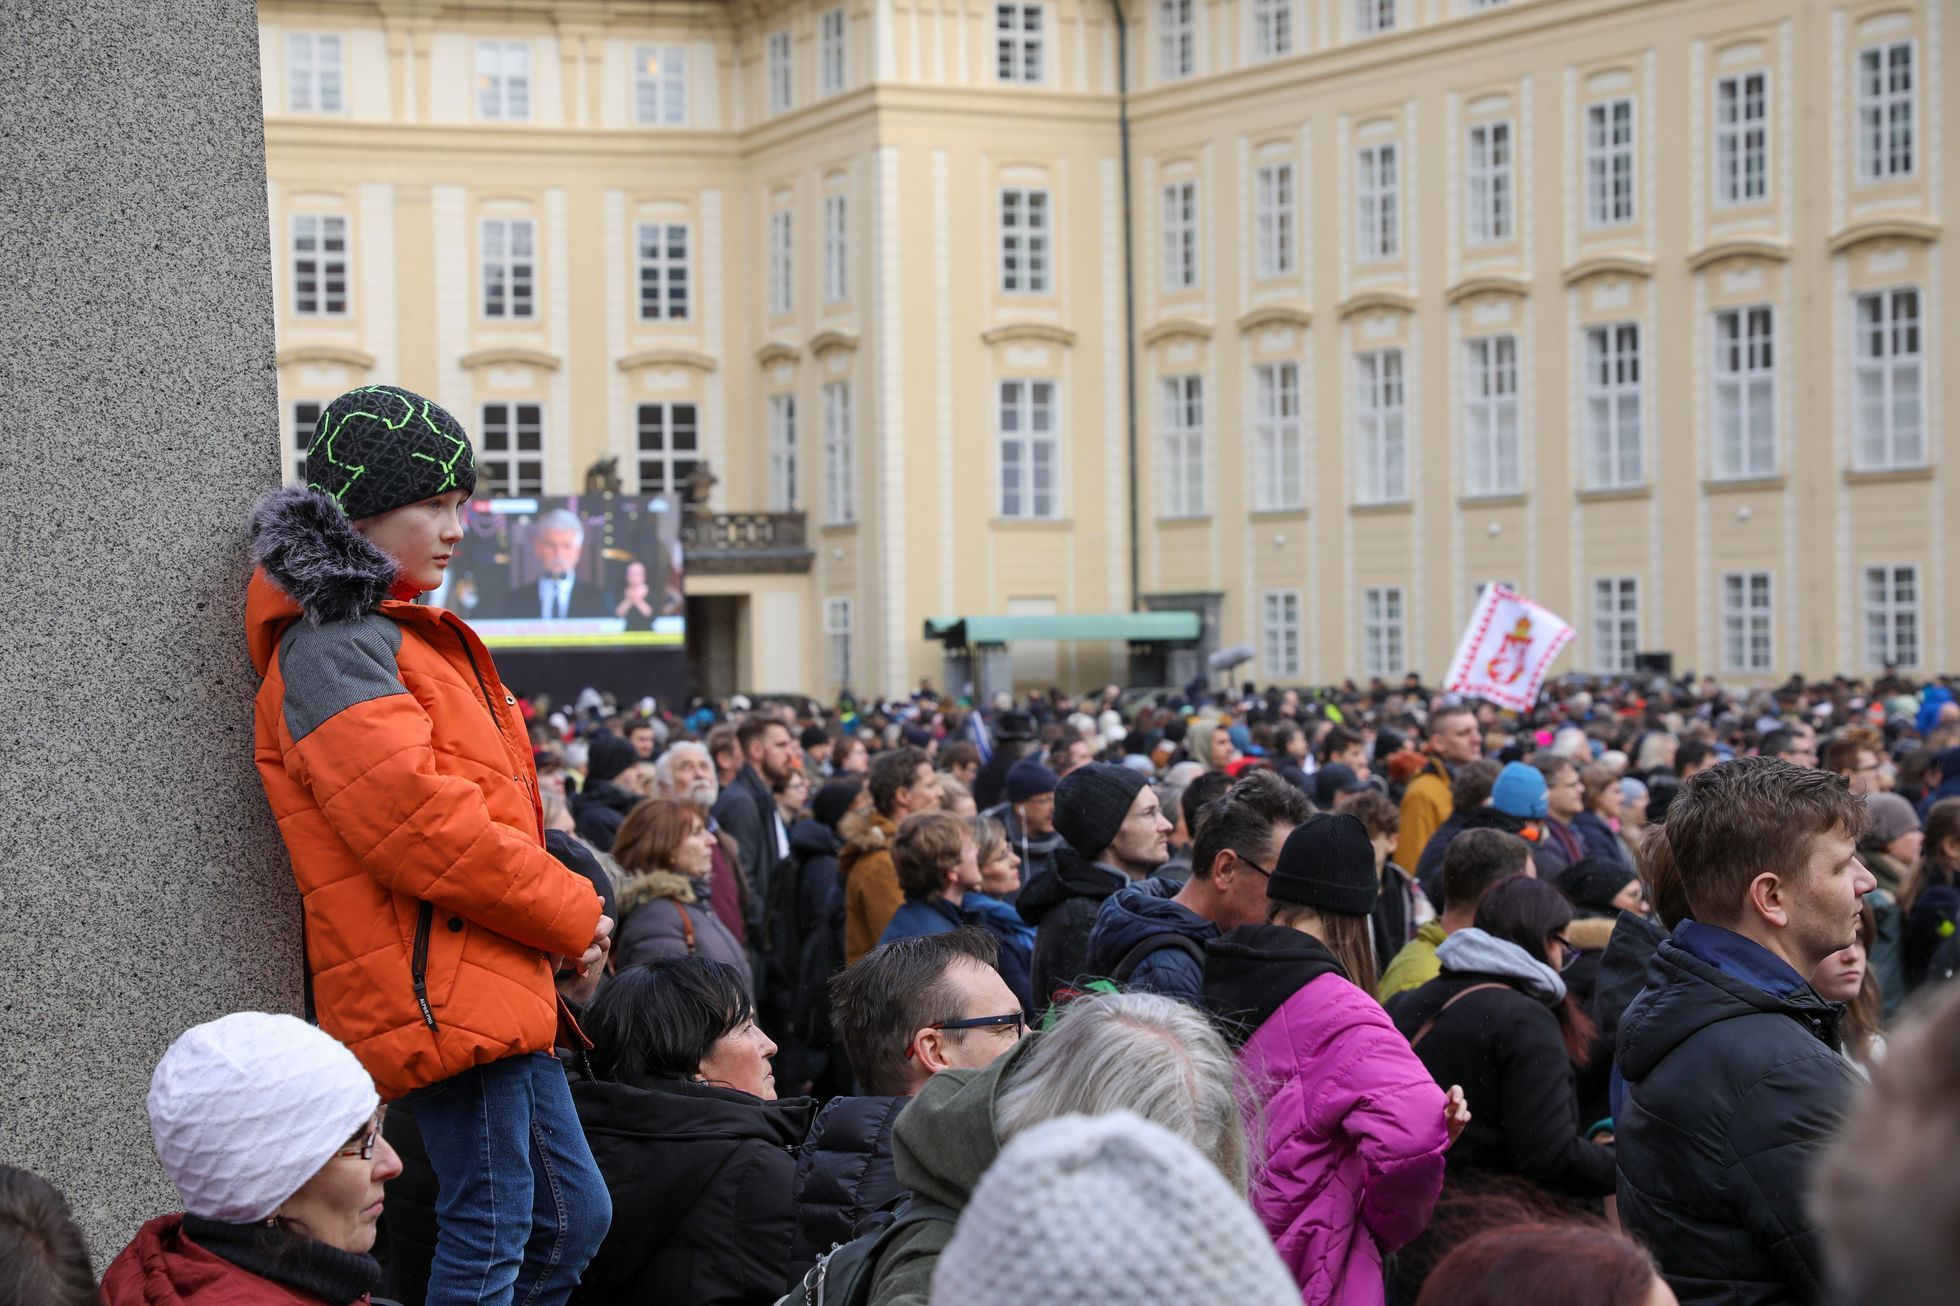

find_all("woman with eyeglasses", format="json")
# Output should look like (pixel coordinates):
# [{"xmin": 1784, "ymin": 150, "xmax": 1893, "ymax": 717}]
[
  {"xmin": 101, "ymin": 1012, "xmax": 405, "ymax": 1306},
  {"xmin": 570, "ymin": 956, "xmax": 816, "ymax": 1306},
  {"xmin": 1387, "ymin": 876, "xmax": 1616, "ymax": 1210}
]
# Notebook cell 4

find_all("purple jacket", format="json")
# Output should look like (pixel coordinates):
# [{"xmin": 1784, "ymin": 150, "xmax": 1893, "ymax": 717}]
[{"xmin": 1206, "ymin": 925, "xmax": 1449, "ymax": 1306}]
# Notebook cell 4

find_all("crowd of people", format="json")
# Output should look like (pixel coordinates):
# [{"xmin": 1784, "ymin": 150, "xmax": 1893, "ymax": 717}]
[{"xmin": 10, "ymin": 386, "xmax": 1960, "ymax": 1306}]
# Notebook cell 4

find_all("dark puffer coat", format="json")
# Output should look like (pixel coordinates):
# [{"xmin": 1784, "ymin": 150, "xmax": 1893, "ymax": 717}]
[
  {"xmin": 787, "ymin": 1095, "xmax": 908, "ymax": 1283},
  {"xmin": 1615, "ymin": 935, "xmax": 1858, "ymax": 1306},
  {"xmin": 1084, "ymin": 876, "xmax": 1217, "ymax": 1002},
  {"xmin": 1015, "ymin": 845, "xmax": 1127, "ymax": 1008}
]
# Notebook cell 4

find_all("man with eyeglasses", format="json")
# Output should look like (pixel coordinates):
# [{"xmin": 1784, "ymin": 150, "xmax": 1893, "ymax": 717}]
[
  {"xmin": 1823, "ymin": 738, "xmax": 1885, "ymax": 797},
  {"xmin": 788, "ymin": 929, "xmax": 1023, "ymax": 1282},
  {"xmin": 1527, "ymin": 753, "xmax": 1589, "ymax": 879}
]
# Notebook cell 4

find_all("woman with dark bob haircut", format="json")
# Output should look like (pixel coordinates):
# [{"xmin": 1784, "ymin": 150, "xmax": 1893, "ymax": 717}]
[
  {"xmin": 569, "ymin": 957, "xmax": 815, "ymax": 1305},
  {"xmin": 1414, "ymin": 1221, "xmax": 1675, "ymax": 1306}
]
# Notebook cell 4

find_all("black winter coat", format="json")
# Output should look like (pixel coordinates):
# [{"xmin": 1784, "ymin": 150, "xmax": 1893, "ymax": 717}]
[
  {"xmin": 787, "ymin": 1095, "xmax": 908, "ymax": 1284},
  {"xmin": 574, "ymin": 780, "xmax": 641, "ymax": 853},
  {"xmin": 1016, "ymin": 845, "xmax": 1127, "ymax": 1008},
  {"xmin": 1614, "ymin": 939, "xmax": 1857, "ymax": 1306},
  {"xmin": 570, "ymin": 1077, "xmax": 816, "ymax": 1306}
]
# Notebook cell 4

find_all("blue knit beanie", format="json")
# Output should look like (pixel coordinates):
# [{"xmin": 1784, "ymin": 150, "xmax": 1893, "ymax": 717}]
[{"xmin": 1490, "ymin": 762, "xmax": 1549, "ymax": 819}]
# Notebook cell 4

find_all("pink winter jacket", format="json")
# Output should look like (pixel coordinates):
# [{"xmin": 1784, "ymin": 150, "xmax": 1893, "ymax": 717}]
[{"xmin": 1222, "ymin": 945, "xmax": 1449, "ymax": 1306}]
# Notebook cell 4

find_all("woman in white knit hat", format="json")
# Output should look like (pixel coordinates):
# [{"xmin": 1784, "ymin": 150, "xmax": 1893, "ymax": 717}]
[{"xmin": 100, "ymin": 1012, "xmax": 404, "ymax": 1306}]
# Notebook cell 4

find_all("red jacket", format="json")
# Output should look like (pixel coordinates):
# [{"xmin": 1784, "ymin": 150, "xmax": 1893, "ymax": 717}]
[
  {"xmin": 247, "ymin": 489, "xmax": 602, "ymax": 1100},
  {"xmin": 99, "ymin": 1216, "xmax": 361, "ymax": 1305}
]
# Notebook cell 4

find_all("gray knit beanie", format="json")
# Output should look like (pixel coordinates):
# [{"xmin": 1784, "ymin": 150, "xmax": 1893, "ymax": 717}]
[{"xmin": 1053, "ymin": 763, "xmax": 1149, "ymax": 860}]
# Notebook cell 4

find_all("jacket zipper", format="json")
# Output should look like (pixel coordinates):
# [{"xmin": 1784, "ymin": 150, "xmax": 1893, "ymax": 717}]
[
  {"xmin": 411, "ymin": 901, "xmax": 438, "ymax": 1030},
  {"xmin": 447, "ymin": 617, "xmax": 531, "ymax": 800}
]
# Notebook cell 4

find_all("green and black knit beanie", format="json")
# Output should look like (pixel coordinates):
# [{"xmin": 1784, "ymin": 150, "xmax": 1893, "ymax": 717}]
[{"xmin": 306, "ymin": 384, "xmax": 476, "ymax": 520}]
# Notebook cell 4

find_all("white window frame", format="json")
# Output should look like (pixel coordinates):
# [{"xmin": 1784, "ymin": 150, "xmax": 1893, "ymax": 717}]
[
  {"xmin": 1466, "ymin": 120, "xmax": 1513, "ymax": 245},
  {"xmin": 1253, "ymin": 163, "xmax": 1296, "ymax": 279},
  {"xmin": 1711, "ymin": 305, "xmax": 1777, "ymax": 480},
  {"xmin": 996, "ymin": 2, "xmax": 1045, "ymax": 83},
  {"xmin": 480, "ymin": 217, "xmax": 536, "ymax": 320},
  {"xmin": 1159, "ymin": 0, "xmax": 1195, "ymax": 80},
  {"xmin": 636, "ymin": 401, "xmax": 701, "ymax": 495},
  {"xmin": 1353, "ymin": 349, "xmax": 1407, "ymax": 504},
  {"xmin": 767, "ymin": 393, "xmax": 799, "ymax": 510},
  {"xmin": 1713, "ymin": 71, "xmax": 1769, "ymax": 206},
  {"xmin": 633, "ymin": 45, "xmax": 687, "ymax": 124},
  {"xmin": 1356, "ymin": 0, "xmax": 1396, "ymax": 36},
  {"xmin": 999, "ymin": 188, "xmax": 1052, "ymax": 294},
  {"xmin": 287, "ymin": 32, "xmax": 344, "ymax": 114},
  {"xmin": 1161, "ymin": 374, "xmax": 1206, "ymax": 518},
  {"xmin": 475, "ymin": 40, "xmax": 531, "ymax": 122},
  {"xmin": 1864, "ymin": 563, "xmax": 1921, "ymax": 670},
  {"xmin": 479, "ymin": 402, "xmax": 545, "ymax": 497},
  {"xmin": 635, "ymin": 221, "xmax": 689, "ymax": 322},
  {"xmin": 1252, "ymin": 361, "xmax": 1302, "ymax": 511},
  {"xmin": 291, "ymin": 213, "xmax": 349, "ymax": 317},
  {"xmin": 819, "ymin": 9, "xmax": 848, "ymax": 96},
  {"xmin": 1464, "ymin": 335, "xmax": 1520, "ymax": 498},
  {"xmin": 1854, "ymin": 287, "xmax": 1924, "ymax": 471},
  {"xmin": 998, "ymin": 379, "xmax": 1059, "ymax": 520},
  {"xmin": 1584, "ymin": 97, "xmax": 1635, "ymax": 227},
  {"xmin": 1720, "ymin": 571, "xmax": 1775, "ymax": 675},
  {"xmin": 1355, "ymin": 142, "xmax": 1399, "ymax": 263},
  {"xmin": 1584, "ymin": 323, "xmax": 1644, "ymax": 489},
  {"xmin": 1252, "ymin": 0, "xmax": 1292, "ymax": 59},
  {"xmin": 1262, "ymin": 590, "xmax": 1303, "ymax": 679},
  {"xmin": 767, "ymin": 29, "xmax": 794, "ymax": 115},
  {"xmin": 1591, "ymin": 576, "xmax": 1640, "ymax": 675},
  {"xmin": 823, "ymin": 195, "xmax": 849, "ymax": 304},
  {"xmin": 1856, "ymin": 41, "xmax": 1915, "ymax": 182},
  {"xmin": 1161, "ymin": 181, "xmax": 1198, "ymax": 291},
  {"xmin": 823, "ymin": 380, "xmax": 856, "ymax": 525},
  {"xmin": 769, "ymin": 209, "xmax": 794, "ymax": 317},
  {"xmin": 1362, "ymin": 587, "xmax": 1406, "ymax": 679},
  {"xmin": 292, "ymin": 400, "xmax": 323, "ymax": 485},
  {"xmin": 825, "ymin": 597, "xmax": 855, "ymax": 689}
]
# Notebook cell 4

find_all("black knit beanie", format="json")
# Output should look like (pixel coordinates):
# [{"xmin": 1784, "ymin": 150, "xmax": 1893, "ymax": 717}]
[
  {"xmin": 1556, "ymin": 857, "xmax": 1638, "ymax": 915},
  {"xmin": 812, "ymin": 777, "xmax": 865, "ymax": 831},
  {"xmin": 1053, "ymin": 763, "xmax": 1149, "ymax": 860},
  {"xmin": 586, "ymin": 733, "xmax": 637, "ymax": 786},
  {"xmin": 1267, "ymin": 813, "xmax": 1380, "ymax": 917},
  {"xmin": 307, "ymin": 384, "xmax": 477, "ymax": 521}
]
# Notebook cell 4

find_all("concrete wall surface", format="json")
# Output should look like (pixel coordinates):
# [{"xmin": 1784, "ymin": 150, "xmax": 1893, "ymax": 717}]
[{"xmin": 0, "ymin": 0, "xmax": 296, "ymax": 1264}]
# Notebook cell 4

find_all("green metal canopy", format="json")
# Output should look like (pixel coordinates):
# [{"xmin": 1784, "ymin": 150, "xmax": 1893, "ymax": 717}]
[{"xmin": 924, "ymin": 612, "xmax": 1202, "ymax": 645}]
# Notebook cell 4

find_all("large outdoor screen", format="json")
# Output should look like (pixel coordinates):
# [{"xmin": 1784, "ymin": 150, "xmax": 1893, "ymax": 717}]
[{"xmin": 431, "ymin": 494, "xmax": 684, "ymax": 650}]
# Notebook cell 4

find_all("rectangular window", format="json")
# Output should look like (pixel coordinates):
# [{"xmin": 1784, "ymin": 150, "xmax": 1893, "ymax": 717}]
[
  {"xmin": 291, "ymin": 214, "xmax": 348, "ymax": 316},
  {"xmin": 823, "ymin": 381, "xmax": 856, "ymax": 525},
  {"xmin": 767, "ymin": 29, "xmax": 794, "ymax": 114},
  {"xmin": 636, "ymin": 402, "xmax": 700, "ymax": 495},
  {"xmin": 1466, "ymin": 120, "xmax": 1513, "ymax": 244},
  {"xmin": 1712, "ymin": 306, "xmax": 1776, "ymax": 480},
  {"xmin": 635, "ymin": 222, "xmax": 689, "ymax": 322},
  {"xmin": 1363, "ymin": 587, "xmax": 1405, "ymax": 678},
  {"xmin": 633, "ymin": 45, "xmax": 686, "ymax": 124},
  {"xmin": 1354, "ymin": 349, "xmax": 1407, "ymax": 503},
  {"xmin": 1161, "ymin": 375, "xmax": 1206, "ymax": 517},
  {"xmin": 999, "ymin": 188, "xmax": 1052, "ymax": 294},
  {"xmin": 1161, "ymin": 181, "xmax": 1198, "ymax": 290},
  {"xmin": 1252, "ymin": 362, "xmax": 1302, "ymax": 511},
  {"xmin": 820, "ymin": 9, "xmax": 848, "ymax": 95},
  {"xmin": 292, "ymin": 401, "xmax": 322, "ymax": 485},
  {"xmin": 1721, "ymin": 571, "xmax": 1775, "ymax": 674},
  {"xmin": 1584, "ymin": 323, "xmax": 1644, "ymax": 489},
  {"xmin": 475, "ymin": 40, "xmax": 531, "ymax": 121},
  {"xmin": 768, "ymin": 394, "xmax": 798, "ymax": 510},
  {"xmin": 996, "ymin": 3, "xmax": 1044, "ymax": 82},
  {"xmin": 1252, "ymin": 0, "xmax": 1291, "ymax": 58},
  {"xmin": 825, "ymin": 598, "xmax": 854, "ymax": 689},
  {"xmin": 480, "ymin": 218, "xmax": 536, "ymax": 319},
  {"xmin": 1356, "ymin": 0, "xmax": 1395, "ymax": 35},
  {"xmin": 1356, "ymin": 143, "xmax": 1399, "ymax": 262},
  {"xmin": 1592, "ymin": 576, "xmax": 1640, "ymax": 675},
  {"xmin": 1262, "ymin": 590, "xmax": 1303, "ymax": 679},
  {"xmin": 1714, "ymin": 72, "xmax": 1768, "ymax": 205},
  {"xmin": 1464, "ymin": 335, "xmax": 1520, "ymax": 497},
  {"xmin": 1864, "ymin": 564, "xmax": 1920, "ymax": 670},
  {"xmin": 1854, "ymin": 287, "xmax": 1924, "ymax": 470},
  {"xmin": 998, "ymin": 379, "xmax": 1059, "ymax": 519},
  {"xmin": 287, "ymin": 33, "xmax": 344, "ymax": 114},
  {"xmin": 1159, "ymin": 0, "xmax": 1195, "ymax": 80},
  {"xmin": 769, "ymin": 210, "xmax": 794, "ymax": 316},
  {"xmin": 823, "ymin": 195, "xmax": 849, "ymax": 304},
  {"xmin": 1585, "ymin": 98, "xmax": 1635, "ymax": 227},
  {"xmin": 1857, "ymin": 42, "xmax": 1914, "ymax": 181},
  {"xmin": 1254, "ymin": 163, "xmax": 1296, "ymax": 278},
  {"xmin": 479, "ymin": 403, "xmax": 544, "ymax": 496}
]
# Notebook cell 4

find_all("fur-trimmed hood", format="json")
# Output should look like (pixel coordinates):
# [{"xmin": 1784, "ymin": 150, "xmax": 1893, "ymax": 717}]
[
  {"xmin": 618, "ymin": 869, "xmax": 699, "ymax": 914},
  {"xmin": 837, "ymin": 810, "xmax": 896, "ymax": 884},
  {"xmin": 249, "ymin": 483, "xmax": 400, "ymax": 620}
]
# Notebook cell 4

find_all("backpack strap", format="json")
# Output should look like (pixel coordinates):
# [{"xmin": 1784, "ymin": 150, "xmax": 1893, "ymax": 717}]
[
  {"xmin": 1111, "ymin": 932, "xmax": 1207, "ymax": 985},
  {"xmin": 673, "ymin": 899, "xmax": 697, "ymax": 954},
  {"xmin": 1408, "ymin": 982, "xmax": 1511, "ymax": 1050}
]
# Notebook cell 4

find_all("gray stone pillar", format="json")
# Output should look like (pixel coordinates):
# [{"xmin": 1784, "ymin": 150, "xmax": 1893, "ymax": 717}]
[{"xmin": 1, "ymin": 0, "xmax": 294, "ymax": 1263}]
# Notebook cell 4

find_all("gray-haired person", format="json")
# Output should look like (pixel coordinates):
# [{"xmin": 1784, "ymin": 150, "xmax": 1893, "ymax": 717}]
[{"xmin": 501, "ymin": 507, "xmax": 606, "ymax": 619}]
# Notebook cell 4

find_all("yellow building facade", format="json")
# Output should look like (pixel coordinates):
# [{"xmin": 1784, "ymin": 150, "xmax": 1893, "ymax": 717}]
[{"xmin": 261, "ymin": 0, "xmax": 1952, "ymax": 698}]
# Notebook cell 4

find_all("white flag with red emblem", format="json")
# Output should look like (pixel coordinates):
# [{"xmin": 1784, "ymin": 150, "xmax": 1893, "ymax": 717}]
[{"xmin": 1443, "ymin": 585, "xmax": 1575, "ymax": 711}]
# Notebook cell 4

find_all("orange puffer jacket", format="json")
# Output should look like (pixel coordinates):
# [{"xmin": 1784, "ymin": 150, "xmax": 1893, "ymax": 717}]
[{"xmin": 246, "ymin": 488, "xmax": 602, "ymax": 1101}]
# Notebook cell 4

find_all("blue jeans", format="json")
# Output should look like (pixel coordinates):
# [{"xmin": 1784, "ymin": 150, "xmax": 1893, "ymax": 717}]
[{"xmin": 409, "ymin": 1053, "xmax": 612, "ymax": 1306}]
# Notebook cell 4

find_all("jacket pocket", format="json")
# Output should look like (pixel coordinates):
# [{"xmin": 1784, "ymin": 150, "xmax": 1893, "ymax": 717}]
[{"xmin": 411, "ymin": 901, "xmax": 439, "ymax": 1030}]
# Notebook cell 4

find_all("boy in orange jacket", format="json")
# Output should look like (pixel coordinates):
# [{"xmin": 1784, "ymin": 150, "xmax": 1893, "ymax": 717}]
[{"xmin": 247, "ymin": 385, "xmax": 612, "ymax": 1305}]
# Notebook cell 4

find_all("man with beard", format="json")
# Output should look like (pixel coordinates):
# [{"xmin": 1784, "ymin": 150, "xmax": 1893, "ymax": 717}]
[
  {"xmin": 654, "ymin": 741, "xmax": 747, "ymax": 946},
  {"xmin": 716, "ymin": 715, "xmax": 799, "ymax": 943}
]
